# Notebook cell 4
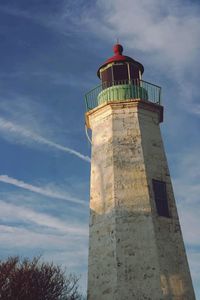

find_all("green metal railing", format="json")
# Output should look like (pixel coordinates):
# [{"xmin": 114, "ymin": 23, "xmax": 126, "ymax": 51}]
[{"xmin": 85, "ymin": 79, "xmax": 161, "ymax": 112}]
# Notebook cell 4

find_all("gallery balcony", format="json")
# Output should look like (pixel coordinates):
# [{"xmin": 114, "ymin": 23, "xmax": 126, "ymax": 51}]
[{"xmin": 85, "ymin": 79, "xmax": 162, "ymax": 112}]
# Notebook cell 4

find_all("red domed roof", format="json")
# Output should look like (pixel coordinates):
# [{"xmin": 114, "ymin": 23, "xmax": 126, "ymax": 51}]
[{"xmin": 97, "ymin": 44, "xmax": 144, "ymax": 78}]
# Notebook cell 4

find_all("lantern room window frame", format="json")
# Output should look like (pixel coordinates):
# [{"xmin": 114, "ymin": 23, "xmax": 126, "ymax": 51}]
[{"xmin": 100, "ymin": 62, "xmax": 141, "ymax": 85}]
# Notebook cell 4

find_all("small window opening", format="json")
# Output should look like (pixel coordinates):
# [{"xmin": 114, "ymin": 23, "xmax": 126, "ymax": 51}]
[{"xmin": 152, "ymin": 179, "xmax": 170, "ymax": 218}]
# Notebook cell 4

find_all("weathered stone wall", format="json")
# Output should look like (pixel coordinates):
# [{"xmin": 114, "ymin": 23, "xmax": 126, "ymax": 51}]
[
  {"xmin": 86, "ymin": 101, "xmax": 195, "ymax": 300},
  {"xmin": 138, "ymin": 105, "xmax": 196, "ymax": 299}
]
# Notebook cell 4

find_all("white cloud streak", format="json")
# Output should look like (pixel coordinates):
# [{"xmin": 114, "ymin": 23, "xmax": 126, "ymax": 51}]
[
  {"xmin": 0, "ymin": 201, "xmax": 88, "ymax": 236},
  {"xmin": 0, "ymin": 224, "xmax": 87, "ymax": 249},
  {"xmin": 0, "ymin": 117, "xmax": 90, "ymax": 162},
  {"xmin": 0, "ymin": 175, "xmax": 87, "ymax": 206}
]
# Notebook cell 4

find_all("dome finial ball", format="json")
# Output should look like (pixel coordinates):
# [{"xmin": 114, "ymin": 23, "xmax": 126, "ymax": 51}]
[{"xmin": 113, "ymin": 44, "xmax": 123, "ymax": 55}]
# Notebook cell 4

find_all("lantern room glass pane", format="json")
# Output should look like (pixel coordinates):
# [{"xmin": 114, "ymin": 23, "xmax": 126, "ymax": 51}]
[
  {"xmin": 129, "ymin": 64, "xmax": 140, "ymax": 80},
  {"xmin": 113, "ymin": 64, "xmax": 128, "ymax": 82},
  {"xmin": 101, "ymin": 67, "xmax": 113, "ymax": 87}
]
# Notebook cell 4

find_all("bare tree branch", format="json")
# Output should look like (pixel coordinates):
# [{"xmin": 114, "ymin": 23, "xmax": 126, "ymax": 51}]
[{"xmin": 0, "ymin": 256, "xmax": 84, "ymax": 300}]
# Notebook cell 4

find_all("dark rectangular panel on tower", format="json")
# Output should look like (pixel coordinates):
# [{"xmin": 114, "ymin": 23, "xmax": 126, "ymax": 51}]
[{"xmin": 152, "ymin": 179, "xmax": 170, "ymax": 218}]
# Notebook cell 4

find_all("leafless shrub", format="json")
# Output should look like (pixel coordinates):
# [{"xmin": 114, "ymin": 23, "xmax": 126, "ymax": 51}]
[{"xmin": 0, "ymin": 256, "xmax": 84, "ymax": 300}]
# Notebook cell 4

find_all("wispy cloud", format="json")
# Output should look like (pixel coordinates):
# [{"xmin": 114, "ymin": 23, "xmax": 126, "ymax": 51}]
[
  {"xmin": 0, "ymin": 223, "xmax": 88, "ymax": 284},
  {"xmin": 1, "ymin": 1, "xmax": 199, "ymax": 117},
  {"xmin": 0, "ymin": 5, "xmax": 33, "ymax": 19},
  {"xmin": 0, "ymin": 201, "xmax": 88, "ymax": 235},
  {"xmin": 1, "ymin": 1, "xmax": 200, "ymax": 74},
  {"xmin": 0, "ymin": 71, "xmax": 92, "ymax": 89},
  {"xmin": 0, "ymin": 175, "xmax": 87, "ymax": 206},
  {"xmin": 170, "ymin": 149, "xmax": 200, "ymax": 248},
  {"xmin": 187, "ymin": 252, "xmax": 200, "ymax": 281},
  {"xmin": 0, "ymin": 117, "xmax": 90, "ymax": 162},
  {"xmin": 0, "ymin": 222, "xmax": 88, "ymax": 290},
  {"xmin": 0, "ymin": 5, "xmax": 57, "ymax": 32},
  {"xmin": 92, "ymin": 0, "xmax": 200, "ymax": 68},
  {"xmin": 95, "ymin": 0, "xmax": 200, "ymax": 115},
  {"xmin": 178, "ymin": 206, "xmax": 200, "ymax": 247},
  {"xmin": 0, "ymin": 3, "xmax": 86, "ymax": 36},
  {"xmin": 172, "ymin": 150, "xmax": 200, "ymax": 204},
  {"xmin": 49, "ymin": 0, "xmax": 200, "ymax": 116},
  {"xmin": 0, "ymin": 224, "xmax": 87, "ymax": 251}
]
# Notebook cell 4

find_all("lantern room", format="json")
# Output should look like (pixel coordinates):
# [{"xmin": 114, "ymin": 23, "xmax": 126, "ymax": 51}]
[
  {"xmin": 97, "ymin": 44, "xmax": 144, "ymax": 87},
  {"xmin": 85, "ymin": 44, "xmax": 161, "ymax": 112}
]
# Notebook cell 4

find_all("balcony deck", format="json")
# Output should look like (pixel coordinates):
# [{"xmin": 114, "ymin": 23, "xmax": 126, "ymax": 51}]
[{"xmin": 85, "ymin": 79, "xmax": 161, "ymax": 112}]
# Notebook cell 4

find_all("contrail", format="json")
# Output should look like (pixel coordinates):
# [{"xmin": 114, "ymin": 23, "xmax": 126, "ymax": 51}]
[
  {"xmin": 0, "ymin": 117, "xmax": 91, "ymax": 162},
  {"xmin": 0, "ymin": 175, "xmax": 87, "ymax": 206}
]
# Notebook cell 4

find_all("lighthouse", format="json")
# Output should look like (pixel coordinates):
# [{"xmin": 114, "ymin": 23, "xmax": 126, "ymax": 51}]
[{"xmin": 85, "ymin": 44, "xmax": 195, "ymax": 299}]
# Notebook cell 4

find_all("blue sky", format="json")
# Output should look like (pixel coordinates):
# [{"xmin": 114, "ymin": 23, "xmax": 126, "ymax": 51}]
[{"xmin": 0, "ymin": 0, "xmax": 199, "ymax": 296}]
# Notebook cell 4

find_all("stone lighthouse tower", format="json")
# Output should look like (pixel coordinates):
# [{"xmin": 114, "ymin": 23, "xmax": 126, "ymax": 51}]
[{"xmin": 85, "ymin": 44, "xmax": 195, "ymax": 300}]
